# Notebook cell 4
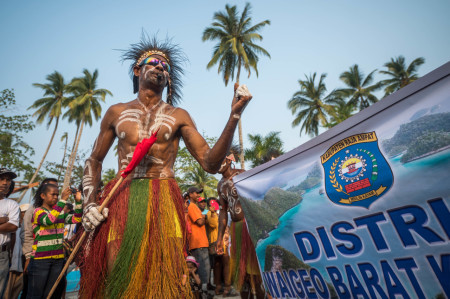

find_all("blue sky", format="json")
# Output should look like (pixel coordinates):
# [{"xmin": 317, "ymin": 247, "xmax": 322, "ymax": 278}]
[{"xmin": 1, "ymin": 0, "xmax": 449, "ymax": 186}]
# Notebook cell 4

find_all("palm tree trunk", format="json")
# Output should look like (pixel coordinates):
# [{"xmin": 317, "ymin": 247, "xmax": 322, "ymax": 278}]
[
  {"xmin": 57, "ymin": 134, "xmax": 69, "ymax": 182},
  {"xmin": 62, "ymin": 120, "xmax": 84, "ymax": 190},
  {"xmin": 17, "ymin": 117, "xmax": 59, "ymax": 203},
  {"xmin": 62, "ymin": 126, "xmax": 79, "ymax": 185},
  {"xmin": 236, "ymin": 57, "xmax": 245, "ymax": 169}
]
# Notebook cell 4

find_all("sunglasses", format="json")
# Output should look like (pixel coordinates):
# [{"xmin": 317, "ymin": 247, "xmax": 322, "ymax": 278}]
[{"xmin": 140, "ymin": 57, "xmax": 171, "ymax": 72}]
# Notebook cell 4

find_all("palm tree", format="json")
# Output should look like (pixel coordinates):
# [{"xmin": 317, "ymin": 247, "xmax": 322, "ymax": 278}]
[
  {"xmin": 324, "ymin": 98, "xmax": 357, "ymax": 128},
  {"xmin": 18, "ymin": 71, "xmax": 68, "ymax": 202},
  {"xmin": 337, "ymin": 64, "xmax": 382, "ymax": 111},
  {"xmin": 380, "ymin": 56, "xmax": 425, "ymax": 96},
  {"xmin": 202, "ymin": 2, "xmax": 271, "ymax": 169},
  {"xmin": 179, "ymin": 163, "xmax": 218, "ymax": 198},
  {"xmin": 244, "ymin": 131, "xmax": 284, "ymax": 167},
  {"xmin": 62, "ymin": 69, "xmax": 112, "ymax": 190},
  {"xmin": 288, "ymin": 73, "xmax": 335, "ymax": 137},
  {"xmin": 57, "ymin": 132, "xmax": 68, "ymax": 182}
]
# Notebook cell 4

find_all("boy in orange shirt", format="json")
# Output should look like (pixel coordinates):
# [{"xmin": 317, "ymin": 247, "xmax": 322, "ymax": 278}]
[{"xmin": 187, "ymin": 187, "xmax": 210, "ymax": 296}]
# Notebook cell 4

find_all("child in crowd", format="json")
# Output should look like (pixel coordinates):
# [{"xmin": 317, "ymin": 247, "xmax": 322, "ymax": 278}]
[
  {"xmin": 28, "ymin": 184, "xmax": 82, "ymax": 298},
  {"xmin": 186, "ymin": 256, "xmax": 201, "ymax": 299}
]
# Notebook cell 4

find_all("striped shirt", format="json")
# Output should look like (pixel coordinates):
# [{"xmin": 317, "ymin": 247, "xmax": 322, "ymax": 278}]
[{"xmin": 31, "ymin": 200, "xmax": 82, "ymax": 259}]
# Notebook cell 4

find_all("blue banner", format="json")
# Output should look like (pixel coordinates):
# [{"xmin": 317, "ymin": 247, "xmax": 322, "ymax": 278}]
[{"xmin": 234, "ymin": 63, "xmax": 450, "ymax": 298}]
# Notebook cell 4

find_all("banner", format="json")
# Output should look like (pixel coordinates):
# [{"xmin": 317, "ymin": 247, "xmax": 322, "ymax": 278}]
[{"xmin": 234, "ymin": 62, "xmax": 450, "ymax": 299}]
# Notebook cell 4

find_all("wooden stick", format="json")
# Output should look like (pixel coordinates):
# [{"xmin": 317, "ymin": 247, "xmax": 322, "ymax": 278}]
[{"xmin": 46, "ymin": 176, "xmax": 124, "ymax": 299}]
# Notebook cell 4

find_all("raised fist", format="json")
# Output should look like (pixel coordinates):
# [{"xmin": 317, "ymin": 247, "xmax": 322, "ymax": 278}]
[
  {"xmin": 231, "ymin": 83, "xmax": 252, "ymax": 116},
  {"xmin": 235, "ymin": 84, "xmax": 252, "ymax": 99},
  {"xmin": 82, "ymin": 203, "xmax": 108, "ymax": 232}
]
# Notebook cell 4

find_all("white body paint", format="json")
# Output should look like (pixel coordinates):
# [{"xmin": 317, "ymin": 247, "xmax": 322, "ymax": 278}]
[
  {"xmin": 83, "ymin": 160, "xmax": 94, "ymax": 205},
  {"xmin": 113, "ymin": 102, "xmax": 176, "ymax": 179},
  {"xmin": 220, "ymin": 179, "xmax": 242, "ymax": 216}
]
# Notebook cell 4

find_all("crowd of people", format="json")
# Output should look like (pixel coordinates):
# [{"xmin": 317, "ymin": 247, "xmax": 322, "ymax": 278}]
[
  {"xmin": 0, "ymin": 165, "xmax": 261, "ymax": 299},
  {"xmin": 183, "ymin": 186, "xmax": 236, "ymax": 299},
  {"xmin": 0, "ymin": 168, "xmax": 82, "ymax": 299}
]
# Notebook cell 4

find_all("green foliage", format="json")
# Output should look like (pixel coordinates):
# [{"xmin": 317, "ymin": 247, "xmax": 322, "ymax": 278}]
[
  {"xmin": 244, "ymin": 131, "xmax": 284, "ymax": 167},
  {"xmin": 288, "ymin": 56, "xmax": 426, "ymax": 139},
  {"xmin": 0, "ymin": 89, "xmax": 36, "ymax": 177},
  {"xmin": 42, "ymin": 161, "xmax": 63, "ymax": 180},
  {"xmin": 64, "ymin": 69, "xmax": 112, "ymax": 126},
  {"xmin": 43, "ymin": 149, "xmax": 87, "ymax": 188},
  {"xmin": 102, "ymin": 168, "xmax": 117, "ymax": 185},
  {"xmin": 380, "ymin": 56, "xmax": 425, "ymax": 96},
  {"xmin": 202, "ymin": 3, "xmax": 271, "ymax": 85},
  {"xmin": 324, "ymin": 98, "xmax": 357, "ymax": 128},
  {"xmin": 336, "ymin": 64, "xmax": 382, "ymax": 111},
  {"xmin": 178, "ymin": 163, "xmax": 218, "ymax": 198},
  {"xmin": 29, "ymin": 71, "xmax": 68, "ymax": 127},
  {"xmin": 383, "ymin": 112, "xmax": 450, "ymax": 160},
  {"xmin": 288, "ymin": 73, "xmax": 336, "ymax": 137},
  {"xmin": 174, "ymin": 134, "xmax": 218, "ymax": 196}
]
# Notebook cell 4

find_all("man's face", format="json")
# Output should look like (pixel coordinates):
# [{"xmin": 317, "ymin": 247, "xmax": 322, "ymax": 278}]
[
  {"xmin": 189, "ymin": 192, "xmax": 199, "ymax": 202},
  {"xmin": 198, "ymin": 200, "xmax": 207, "ymax": 211},
  {"xmin": 134, "ymin": 54, "xmax": 169, "ymax": 91},
  {"xmin": 218, "ymin": 159, "xmax": 232, "ymax": 174},
  {"xmin": 0, "ymin": 175, "xmax": 12, "ymax": 198}
]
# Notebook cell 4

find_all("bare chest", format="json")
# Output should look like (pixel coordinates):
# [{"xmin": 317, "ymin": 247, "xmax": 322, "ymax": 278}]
[{"xmin": 113, "ymin": 105, "xmax": 178, "ymax": 144}]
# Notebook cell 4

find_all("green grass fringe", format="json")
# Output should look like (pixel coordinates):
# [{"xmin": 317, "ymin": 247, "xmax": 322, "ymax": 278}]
[{"xmin": 105, "ymin": 179, "xmax": 149, "ymax": 298}]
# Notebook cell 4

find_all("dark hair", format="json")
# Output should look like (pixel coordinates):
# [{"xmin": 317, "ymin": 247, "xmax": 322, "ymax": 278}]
[
  {"xmin": 42, "ymin": 178, "xmax": 58, "ymax": 186},
  {"xmin": 5, "ymin": 181, "xmax": 15, "ymax": 198},
  {"xmin": 32, "ymin": 178, "xmax": 58, "ymax": 207},
  {"xmin": 65, "ymin": 202, "xmax": 74, "ymax": 213},
  {"xmin": 33, "ymin": 183, "xmax": 58, "ymax": 208},
  {"xmin": 121, "ymin": 32, "xmax": 187, "ymax": 106}
]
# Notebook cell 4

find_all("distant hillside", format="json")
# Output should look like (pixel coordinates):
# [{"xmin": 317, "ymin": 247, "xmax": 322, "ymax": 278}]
[
  {"xmin": 240, "ymin": 187, "xmax": 300, "ymax": 242},
  {"xmin": 382, "ymin": 112, "xmax": 450, "ymax": 161},
  {"xmin": 287, "ymin": 163, "xmax": 322, "ymax": 193},
  {"xmin": 240, "ymin": 165, "xmax": 321, "ymax": 242}
]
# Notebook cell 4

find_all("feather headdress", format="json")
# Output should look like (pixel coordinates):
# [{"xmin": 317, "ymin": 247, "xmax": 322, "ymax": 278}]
[{"xmin": 122, "ymin": 33, "xmax": 187, "ymax": 106}]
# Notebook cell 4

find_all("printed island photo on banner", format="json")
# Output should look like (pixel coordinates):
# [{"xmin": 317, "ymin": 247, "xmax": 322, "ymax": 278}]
[{"xmin": 233, "ymin": 62, "xmax": 450, "ymax": 299}]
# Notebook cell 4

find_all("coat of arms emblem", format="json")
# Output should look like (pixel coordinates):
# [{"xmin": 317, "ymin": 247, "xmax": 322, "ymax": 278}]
[{"xmin": 321, "ymin": 132, "xmax": 393, "ymax": 208}]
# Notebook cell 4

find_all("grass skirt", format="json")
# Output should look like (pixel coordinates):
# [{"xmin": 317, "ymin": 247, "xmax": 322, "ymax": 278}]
[
  {"xmin": 78, "ymin": 178, "xmax": 192, "ymax": 299},
  {"xmin": 230, "ymin": 219, "xmax": 261, "ymax": 291}
]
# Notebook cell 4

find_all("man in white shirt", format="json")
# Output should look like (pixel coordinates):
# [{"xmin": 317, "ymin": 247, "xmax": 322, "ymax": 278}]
[{"xmin": 0, "ymin": 168, "xmax": 20, "ymax": 297}]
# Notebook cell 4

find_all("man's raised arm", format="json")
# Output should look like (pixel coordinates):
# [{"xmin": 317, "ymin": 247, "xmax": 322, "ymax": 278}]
[
  {"xmin": 82, "ymin": 106, "xmax": 117, "ymax": 231},
  {"xmin": 181, "ymin": 83, "xmax": 252, "ymax": 173}
]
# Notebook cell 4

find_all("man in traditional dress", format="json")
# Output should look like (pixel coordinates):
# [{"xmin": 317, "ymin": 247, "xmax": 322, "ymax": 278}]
[
  {"xmin": 216, "ymin": 156, "xmax": 266, "ymax": 298},
  {"xmin": 79, "ymin": 35, "xmax": 252, "ymax": 298}
]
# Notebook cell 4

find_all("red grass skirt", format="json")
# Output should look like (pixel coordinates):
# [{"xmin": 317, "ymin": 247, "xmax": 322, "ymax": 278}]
[{"xmin": 78, "ymin": 178, "xmax": 192, "ymax": 298}]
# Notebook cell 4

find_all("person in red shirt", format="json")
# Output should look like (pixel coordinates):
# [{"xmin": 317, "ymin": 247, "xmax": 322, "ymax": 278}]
[{"xmin": 187, "ymin": 187, "xmax": 210, "ymax": 296}]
